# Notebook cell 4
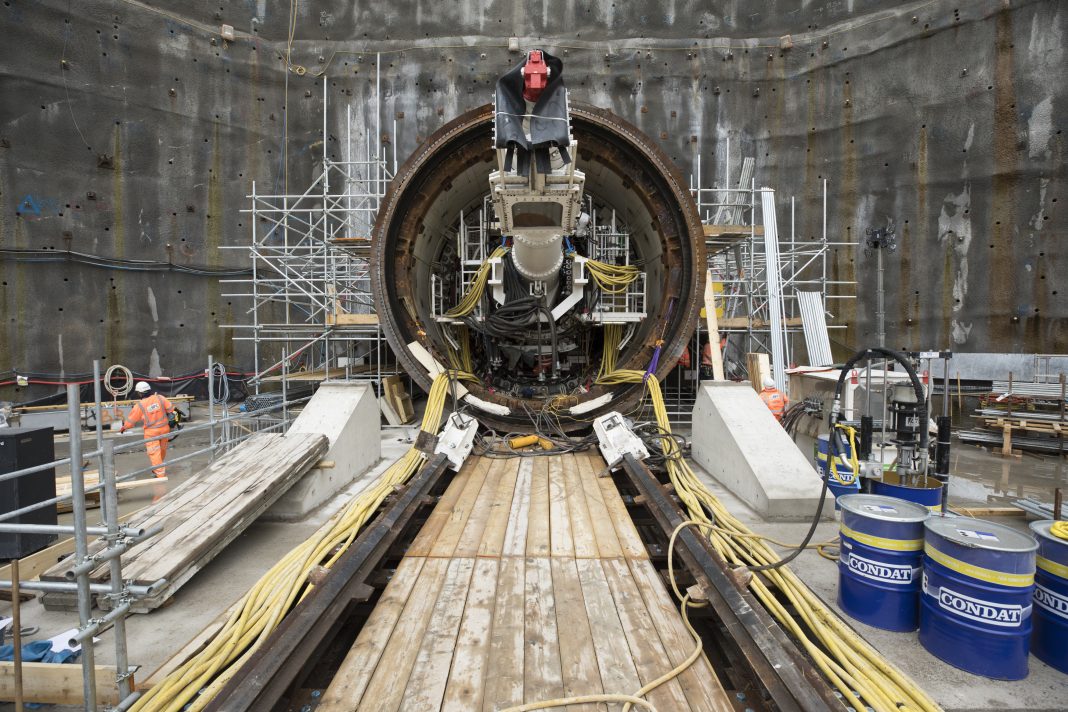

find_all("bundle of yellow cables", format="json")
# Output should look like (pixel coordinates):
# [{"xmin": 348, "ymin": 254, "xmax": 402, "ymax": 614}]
[
  {"xmin": 132, "ymin": 374, "xmax": 455, "ymax": 712},
  {"xmin": 594, "ymin": 369, "xmax": 941, "ymax": 712},
  {"xmin": 596, "ymin": 323, "xmax": 622, "ymax": 381},
  {"xmin": 581, "ymin": 255, "xmax": 641, "ymax": 294},
  {"xmin": 444, "ymin": 245, "xmax": 510, "ymax": 318}
]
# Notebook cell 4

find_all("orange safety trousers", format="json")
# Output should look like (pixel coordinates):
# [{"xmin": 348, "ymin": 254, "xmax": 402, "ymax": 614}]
[{"xmin": 144, "ymin": 428, "xmax": 170, "ymax": 478}]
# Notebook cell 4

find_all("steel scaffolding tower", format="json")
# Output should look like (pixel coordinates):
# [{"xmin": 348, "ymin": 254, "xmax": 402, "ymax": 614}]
[
  {"xmin": 222, "ymin": 74, "xmax": 400, "ymax": 393},
  {"xmin": 658, "ymin": 150, "xmax": 858, "ymax": 424}
]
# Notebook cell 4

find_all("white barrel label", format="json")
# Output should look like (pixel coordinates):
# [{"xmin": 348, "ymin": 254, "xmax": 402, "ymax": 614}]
[
  {"xmin": 845, "ymin": 552, "xmax": 914, "ymax": 584},
  {"xmin": 1034, "ymin": 584, "xmax": 1068, "ymax": 621},
  {"xmin": 935, "ymin": 586, "xmax": 1025, "ymax": 627}
]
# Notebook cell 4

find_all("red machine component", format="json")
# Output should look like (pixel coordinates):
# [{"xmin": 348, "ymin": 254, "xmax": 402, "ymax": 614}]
[{"xmin": 522, "ymin": 50, "xmax": 549, "ymax": 102}]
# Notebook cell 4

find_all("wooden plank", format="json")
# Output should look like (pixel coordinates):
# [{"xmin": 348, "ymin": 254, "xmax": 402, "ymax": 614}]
[
  {"xmin": 951, "ymin": 506, "xmax": 1027, "ymax": 518},
  {"xmin": 601, "ymin": 558, "xmax": 693, "ymax": 711},
  {"xmin": 122, "ymin": 436, "xmax": 327, "ymax": 585},
  {"xmin": 401, "ymin": 557, "xmax": 477, "ymax": 710},
  {"xmin": 454, "ymin": 459, "xmax": 507, "ymax": 557},
  {"xmin": 576, "ymin": 452, "xmax": 624, "ymax": 559},
  {"xmin": 596, "ymin": 473, "xmax": 649, "ymax": 560},
  {"xmin": 482, "ymin": 556, "xmax": 526, "ymax": 711},
  {"xmin": 40, "ymin": 435, "xmax": 328, "ymax": 614},
  {"xmin": 703, "ymin": 224, "xmax": 764, "ymax": 236},
  {"xmin": 523, "ymin": 556, "xmax": 564, "ymax": 703},
  {"xmin": 354, "ymin": 557, "xmax": 450, "ymax": 711},
  {"xmin": 562, "ymin": 454, "xmax": 598, "ymax": 559},
  {"xmin": 704, "ymin": 268, "xmax": 726, "ymax": 381},
  {"xmin": 747, "ymin": 352, "xmax": 771, "ymax": 392},
  {"xmin": 575, "ymin": 558, "xmax": 643, "ymax": 698},
  {"xmin": 327, "ymin": 312, "xmax": 380, "ymax": 326},
  {"xmin": 525, "ymin": 458, "xmax": 551, "ymax": 557},
  {"xmin": 477, "ymin": 458, "xmax": 521, "ymax": 558},
  {"xmin": 550, "ymin": 556, "xmax": 602, "ymax": 711},
  {"xmin": 441, "ymin": 558, "xmax": 500, "ymax": 711},
  {"xmin": 628, "ymin": 558, "xmax": 732, "ymax": 711},
  {"xmin": 316, "ymin": 557, "xmax": 426, "ymax": 710},
  {"xmin": 430, "ymin": 457, "xmax": 492, "ymax": 558},
  {"xmin": 0, "ymin": 662, "xmax": 119, "ymax": 706},
  {"xmin": 407, "ymin": 463, "xmax": 473, "ymax": 557},
  {"xmin": 547, "ymin": 455, "xmax": 574, "ymax": 558},
  {"xmin": 722, "ymin": 316, "xmax": 802, "ymax": 329},
  {"xmin": 502, "ymin": 458, "xmax": 533, "ymax": 557}
]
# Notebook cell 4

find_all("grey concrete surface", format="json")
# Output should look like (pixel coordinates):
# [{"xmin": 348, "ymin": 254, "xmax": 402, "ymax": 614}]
[
  {"xmin": 1, "ymin": 0, "xmax": 1065, "ymax": 403},
  {"xmin": 691, "ymin": 382, "xmax": 833, "ymax": 520},
  {"xmin": 265, "ymin": 381, "xmax": 382, "ymax": 520}
]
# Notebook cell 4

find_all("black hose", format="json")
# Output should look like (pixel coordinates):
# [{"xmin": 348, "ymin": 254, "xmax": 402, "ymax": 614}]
[{"xmin": 748, "ymin": 347, "xmax": 927, "ymax": 573}]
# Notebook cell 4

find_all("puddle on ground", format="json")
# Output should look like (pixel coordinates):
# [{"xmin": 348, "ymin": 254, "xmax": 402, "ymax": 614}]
[{"xmin": 948, "ymin": 443, "xmax": 1066, "ymax": 507}]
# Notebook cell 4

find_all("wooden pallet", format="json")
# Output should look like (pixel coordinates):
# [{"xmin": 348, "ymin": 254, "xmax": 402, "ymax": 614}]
[
  {"xmin": 54, "ymin": 471, "xmax": 164, "ymax": 514},
  {"xmin": 317, "ymin": 452, "xmax": 732, "ymax": 711},
  {"xmin": 40, "ymin": 433, "xmax": 328, "ymax": 613},
  {"xmin": 976, "ymin": 416, "xmax": 1065, "ymax": 457}
]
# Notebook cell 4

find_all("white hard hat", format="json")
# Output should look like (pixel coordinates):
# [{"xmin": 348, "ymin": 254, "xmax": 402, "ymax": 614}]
[
  {"xmin": 762, "ymin": 376, "xmax": 776, "ymax": 389},
  {"xmin": 135, "ymin": 381, "xmax": 151, "ymax": 393}
]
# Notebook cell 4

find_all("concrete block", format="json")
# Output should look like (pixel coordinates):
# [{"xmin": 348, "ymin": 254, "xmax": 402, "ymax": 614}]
[
  {"xmin": 690, "ymin": 382, "xmax": 831, "ymax": 521},
  {"xmin": 264, "ymin": 382, "xmax": 381, "ymax": 521}
]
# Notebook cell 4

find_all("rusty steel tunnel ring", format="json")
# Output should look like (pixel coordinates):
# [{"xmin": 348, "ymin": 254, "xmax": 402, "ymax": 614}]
[{"xmin": 371, "ymin": 103, "xmax": 705, "ymax": 431}]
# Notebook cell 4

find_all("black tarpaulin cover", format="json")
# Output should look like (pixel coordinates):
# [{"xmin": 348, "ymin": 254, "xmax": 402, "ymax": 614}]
[{"xmin": 494, "ymin": 50, "xmax": 571, "ymax": 177}]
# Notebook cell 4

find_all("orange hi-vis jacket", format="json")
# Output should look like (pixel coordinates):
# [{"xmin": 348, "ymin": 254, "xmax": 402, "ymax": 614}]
[
  {"xmin": 759, "ymin": 387, "xmax": 788, "ymax": 422},
  {"xmin": 122, "ymin": 393, "xmax": 175, "ymax": 436}
]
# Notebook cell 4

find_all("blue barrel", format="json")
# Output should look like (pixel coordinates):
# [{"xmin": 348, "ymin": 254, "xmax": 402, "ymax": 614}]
[
  {"xmin": 815, "ymin": 433, "xmax": 860, "ymax": 504},
  {"xmin": 1029, "ymin": 520, "xmax": 1068, "ymax": 674},
  {"xmin": 837, "ymin": 494, "xmax": 929, "ymax": 631},
  {"xmin": 872, "ymin": 475, "xmax": 943, "ymax": 512},
  {"xmin": 920, "ymin": 516, "xmax": 1037, "ymax": 679}
]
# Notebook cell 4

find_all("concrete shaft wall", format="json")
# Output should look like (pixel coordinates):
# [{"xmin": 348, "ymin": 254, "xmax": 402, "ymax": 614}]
[{"xmin": 1, "ymin": 0, "xmax": 1063, "ymax": 399}]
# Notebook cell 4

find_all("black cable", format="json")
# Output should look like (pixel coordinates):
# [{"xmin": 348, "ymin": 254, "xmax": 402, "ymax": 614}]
[
  {"xmin": 0, "ymin": 248, "xmax": 253, "ymax": 277},
  {"xmin": 748, "ymin": 347, "xmax": 927, "ymax": 573}
]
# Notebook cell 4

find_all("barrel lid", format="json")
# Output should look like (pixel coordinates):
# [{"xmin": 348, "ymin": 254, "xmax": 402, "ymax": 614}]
[
  {"xmin": 1029, "ymin": 520, "xmax": 1068, "ymax": 548},
  {"xmin": 926, "ymin": 516, "xmax": 1037, "ymax": 552},
  {"xmin": 837, "ymin": 494, "xmax": 929, "ymax": 523}
]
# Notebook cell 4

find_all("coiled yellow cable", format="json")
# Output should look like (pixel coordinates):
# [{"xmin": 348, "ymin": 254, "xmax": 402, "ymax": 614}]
[
  {"xmin": 594, "ymin": 369, "xmax": 941, "ymax": 712},
  {"xmin": 132, "ymin": 374, "xmax": 455, "ymax": 712},
  {"xmin": 1051, "ymin": 520, "xmax": 1068, "ymax": 540}
]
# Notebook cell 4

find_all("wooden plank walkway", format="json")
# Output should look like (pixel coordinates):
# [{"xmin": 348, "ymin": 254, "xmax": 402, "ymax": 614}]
[
  {"xmin": 40, "ymin": 433, "xmax": 328, "ymax": 612},
  {"xmin": 318, "ymin": 451, "xmax": 732, "ymax": 711}
]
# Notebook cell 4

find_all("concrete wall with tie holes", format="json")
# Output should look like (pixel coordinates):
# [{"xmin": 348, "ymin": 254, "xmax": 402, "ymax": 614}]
[{"xmin": 1, "ymin": 0, "xmax": 1063, "ymax": 401}]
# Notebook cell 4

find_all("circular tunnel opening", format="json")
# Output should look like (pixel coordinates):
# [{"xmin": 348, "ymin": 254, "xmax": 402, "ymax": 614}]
[{"xmin": 372, "ymin": 103, "xmax": 704, "ymax": 432}]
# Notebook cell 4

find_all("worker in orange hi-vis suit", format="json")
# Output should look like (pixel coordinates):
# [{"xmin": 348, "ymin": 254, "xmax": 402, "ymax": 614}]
[
  {"xmin": 758, "ymin": 376, "xmax": 788, "ymax": 423},
  {"xmin": 120, "ymin": 381, "xmax": 176, "ymax": 477}
]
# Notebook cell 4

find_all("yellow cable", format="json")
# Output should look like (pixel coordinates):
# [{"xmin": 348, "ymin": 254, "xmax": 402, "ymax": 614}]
[
  {"xmin": 132, "ymin": 374, "xmax": 454, "ymax": 712},
  {"xmin": 597, "ymin": 323, "xmax": 622, "ymax": 381},
  {"xmin": 582, "ymin": 256, "xmax": 641, "ymax": 295},
  {"xmin": 1051, "ymin": 520, "xmax": 1068, "ymax": 540},
  {"xmin": 830, "ymin": 423, "xmax": 860, "ymax": 485},
  {"xmin": 445, "ymin": 246, "xmax": 509, "ymax": 318},
  {"xmin": 592, "ymin": 368, "xmax": 941, "ymax": 712}
]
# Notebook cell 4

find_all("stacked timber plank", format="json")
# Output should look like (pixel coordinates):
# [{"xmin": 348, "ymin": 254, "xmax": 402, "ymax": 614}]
[
  {"xmin": 318, "ymin": 452, "xmax": 732, "ymax": 711},
  {"xmin": 40, "ymin": 433, "xmax": 328, "ymax": 613},
  {"xmin": 958, "ymin": 387, "xmax": 1067, "ymax": 455}
]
